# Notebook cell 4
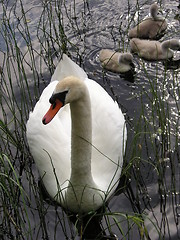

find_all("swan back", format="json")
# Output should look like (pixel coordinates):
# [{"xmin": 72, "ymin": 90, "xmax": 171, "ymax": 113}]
[{"xmin": 99, "ymin": 49, "xmax": 133, "ymax": 73}]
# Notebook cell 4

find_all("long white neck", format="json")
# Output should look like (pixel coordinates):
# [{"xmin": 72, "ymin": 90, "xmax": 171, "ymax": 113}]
[
  {"xmin": 57, "ymin": 79, "xmax": 105, "ymax": 212},
  {"xmin": 69, "ymin": 90, "xmax": 95, "ymax": 186}
]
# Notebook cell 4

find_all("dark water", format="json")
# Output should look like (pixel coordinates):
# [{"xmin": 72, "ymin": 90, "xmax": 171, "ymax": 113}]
[{"xmin": 0, "ymin": 0, "xmax": 180, "ymax": 239}]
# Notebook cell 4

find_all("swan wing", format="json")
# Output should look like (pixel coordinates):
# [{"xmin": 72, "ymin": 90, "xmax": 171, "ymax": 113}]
[
  {"xmin": 26, "ymin": 81, "xmax": 72, "ymax": 198},
  {"xmin": 51, "ymin": 54, "xmax": 88, "ymax": 82}
]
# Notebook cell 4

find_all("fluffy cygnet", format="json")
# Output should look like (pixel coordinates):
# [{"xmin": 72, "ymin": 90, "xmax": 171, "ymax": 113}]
[
  {"xmin": 129, "ymin": 3, "xmax": 167, "ymax": 39},
  {"xmin": 130, "ymin": 38, "xmax": 180, "ymax": 60},
  {"xmin": 99, "ymin": 49, "xmax": 133, "ymax": 73}
]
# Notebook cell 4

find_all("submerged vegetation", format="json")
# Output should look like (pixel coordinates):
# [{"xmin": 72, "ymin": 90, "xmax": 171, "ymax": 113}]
[{"xmin": 0, "ymin": 0, "xmax": 179, "ymax": 239}]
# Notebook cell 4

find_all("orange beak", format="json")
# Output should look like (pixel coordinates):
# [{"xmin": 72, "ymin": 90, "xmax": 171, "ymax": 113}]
[{"xmin": 42, "ymin": 99, "xmax": 63, "ymax": 125}]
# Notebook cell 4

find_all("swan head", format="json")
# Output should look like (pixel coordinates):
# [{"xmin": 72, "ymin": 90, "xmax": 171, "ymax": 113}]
[{"xmin": 42, "ymin": 76, "xmax": 86, "ymax": 125}]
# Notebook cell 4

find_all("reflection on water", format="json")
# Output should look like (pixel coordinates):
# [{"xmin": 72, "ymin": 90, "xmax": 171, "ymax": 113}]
[{"xmin": 0, "ymin": 0, "xmax": 180, "ymax": 239}]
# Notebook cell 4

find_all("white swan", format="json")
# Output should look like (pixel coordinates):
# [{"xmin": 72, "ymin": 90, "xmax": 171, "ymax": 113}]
[
  {"xmin": 128, "ymin": 3, "xmax": 167, "ymax": 39},
  {"xmin": 99, "ymin": 49, "xmax": 133, "ymax": 73},
  {"xmin": 130, "ymin": 38, "xmax": 180, "ymax": 60},
  {"xmin": 26, "ymin": 54, "xmax": 127, "ymax": 213}
]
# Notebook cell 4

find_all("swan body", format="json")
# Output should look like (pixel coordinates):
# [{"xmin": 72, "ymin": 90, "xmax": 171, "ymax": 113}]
[
  {"xmin": 129, "ymin": 3, "xmax": 167, "ymax": 39},
  {"xmin": 130, "ymin": 38, "xmax": 180, "ymax": 60},
  {"xmin": 26, "ymin": 54, "xmax": 127, "ymax": 213},
  {"xmin": 99, "ymin": 49, "xmax": 133, "ymax": 73}
]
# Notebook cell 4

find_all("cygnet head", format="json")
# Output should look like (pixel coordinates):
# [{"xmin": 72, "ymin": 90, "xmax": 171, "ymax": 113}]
[
  {"xmin": 119, "ymin": 53, "xmax": 133, "ymax": 64},
  {"xmin": 150, "ymin": 3, "xmax": 159, "ymax": 19},
  {"xmin": 162, "ymin": 39, "xmax": 180, "ymax": 51}
]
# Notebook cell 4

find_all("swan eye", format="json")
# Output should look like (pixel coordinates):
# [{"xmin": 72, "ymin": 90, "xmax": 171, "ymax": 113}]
[
  {"xmin": 49, "ymin": 90, "xmax": 68, "ymax": 106},
  {"xmin": 52, "ymin": 102, "xmax": 56, "ymax": 109},
  {"xmin": 49, "ymin": 95, "xmax": 56, "ymax": 105}
]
